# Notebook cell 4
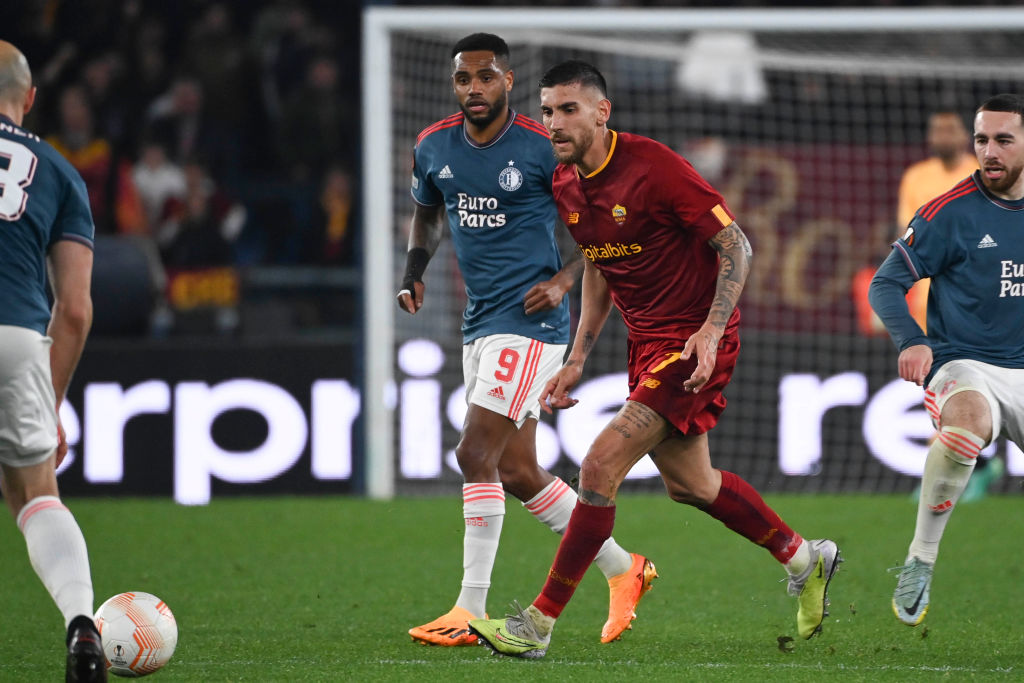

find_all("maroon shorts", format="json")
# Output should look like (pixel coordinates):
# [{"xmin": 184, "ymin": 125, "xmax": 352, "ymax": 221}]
[{"xmin": 626, "ymin": 331, "xmax": 740, "ymax": 436}]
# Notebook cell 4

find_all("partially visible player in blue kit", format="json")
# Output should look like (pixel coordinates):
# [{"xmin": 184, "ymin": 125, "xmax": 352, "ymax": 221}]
[
  {"xmin": 870, "ymin": 93, "xmax": 1024, "ymax": 627},
  {"xmin": 398, "ymin": 33, "xmax": 654, "ymax": 647},
  {"xmin": 0, "ymin": 40, "xmax": 105, "ymax": 682}
]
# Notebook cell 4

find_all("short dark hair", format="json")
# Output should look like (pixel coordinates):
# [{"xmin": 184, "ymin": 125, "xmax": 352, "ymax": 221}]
[
  {"xmin": 977, "ymin": 93, "xmax": 1024, "ymax": 119},
  {"xmin": 450, "ymin": 33, "xmax": 510, "ymax": 63},
  {"xmin": 538, "ymin": 60, "xmax": 607, "ymax": 98}
]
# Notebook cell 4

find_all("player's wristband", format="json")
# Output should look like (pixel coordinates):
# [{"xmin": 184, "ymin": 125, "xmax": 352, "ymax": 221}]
[{"xmin": 401, "ymin": 247, "xmax": 430, "ymax": 292}]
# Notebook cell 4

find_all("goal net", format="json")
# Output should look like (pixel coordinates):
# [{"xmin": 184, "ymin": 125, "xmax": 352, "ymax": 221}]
[{"xmin": 363, "ymin": 7, "xmax": 1024, "ymax": 498}]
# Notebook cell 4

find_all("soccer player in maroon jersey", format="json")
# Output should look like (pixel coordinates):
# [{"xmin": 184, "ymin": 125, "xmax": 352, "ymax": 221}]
[{"xmin": 469, "ymin": 60, "xmax": 841, "ymax": 658}]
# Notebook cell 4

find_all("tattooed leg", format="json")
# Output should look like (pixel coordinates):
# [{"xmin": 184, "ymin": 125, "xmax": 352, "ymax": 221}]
[{"xmin": 578, "ymin": 400, "xmax": 672, "ymax": 504}]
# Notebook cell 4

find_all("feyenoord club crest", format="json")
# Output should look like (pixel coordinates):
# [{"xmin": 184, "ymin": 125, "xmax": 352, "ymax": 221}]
[{"xmin": 499, "ymin": 160, "xmax": 523, "ymax": 191}]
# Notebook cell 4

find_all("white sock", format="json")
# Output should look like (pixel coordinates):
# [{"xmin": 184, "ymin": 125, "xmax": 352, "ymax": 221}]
[
  {"xmin": 455, "ymin": 483, "xmax": 505, "ymax": 617},
  {"xmin": 784, "ymin": 538, "xmax": 811, "ymax": 577},
  {"xmin": 17, "ymin": 496, "xmax": 94, "ymax": 628},
  {"xmin": 908, "ymin": 426, "xmax": 983, "ymax": 564},
  {"xmin": 523, "ymin": 478, "xmax": 633, "ymax": 579}
]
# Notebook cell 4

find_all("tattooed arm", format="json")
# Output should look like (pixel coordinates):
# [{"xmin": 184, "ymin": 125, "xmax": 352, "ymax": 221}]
[
  {"xmin": 539, "ymin": 258, "xmax": 613, "ymax": 412},
  {"xmin": 706, "ymin": 221, "xmax": 752, "ymax": 329},
  {"xmin": 681, "ymin": 221, "xmax": 752, "ymax": 393}
]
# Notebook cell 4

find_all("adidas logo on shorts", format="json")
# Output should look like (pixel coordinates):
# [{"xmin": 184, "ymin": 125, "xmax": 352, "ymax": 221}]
[
  {"xmin": 486, "ymin": 386, "xmax": 506, "ymax": 401},
  {"xmin": 438, "ymin": 165, "xmax": 454, "ymax": 179}
]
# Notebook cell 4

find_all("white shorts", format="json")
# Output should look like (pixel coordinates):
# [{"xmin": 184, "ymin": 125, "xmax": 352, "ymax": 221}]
[
  {"xmin": 0, "ymin": 325, "xmax": 58, "ymax": 467},
  {"xmin": 925, "ymin": 359, "xmax": 1024, "ymax": 448},
  {"xmin": 463, "ymin": 334, "xmax": 567, "ymax": 427}
]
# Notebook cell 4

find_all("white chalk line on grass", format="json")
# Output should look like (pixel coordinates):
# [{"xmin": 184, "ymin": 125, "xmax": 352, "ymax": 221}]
[
  {"xmin": 7, "ymin": 659, "xmax": 1007, "ymax": 674},
  {"xmin": 374, "ymin": 659, "xmax": 1015, "ymax": 674}
]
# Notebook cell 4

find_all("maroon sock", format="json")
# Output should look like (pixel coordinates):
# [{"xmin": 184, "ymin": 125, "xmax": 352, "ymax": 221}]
[
  {"xmin": 533, "ymin": 501, "xmax": 615, "ymax": 618},
  {"xmin": 705, "ymin": 470, "xmax": 803, "ymax": 563}
]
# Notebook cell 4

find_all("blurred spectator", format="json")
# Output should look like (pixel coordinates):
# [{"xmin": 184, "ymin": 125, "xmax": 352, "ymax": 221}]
[
  {"xmin": 146, "ymin": 76, "xmax": 239, "ymax": 187},
  {"xmin": 308, "ymin": 166, "xmax": 356, "ymax": 265},
  {"xmin": 124, "ymin": 18, "xmax": 172, "ymax": 120},
  {"xmin": 182, "ymin": 3, "xmax": 248, "ymax": 129},
  {"xmin": 81, "ymin": 51, "xmax": 132, "ymax": 148},
  {"xmin": 277, "ymin": 54, "xmax": 353, "ymax": 182},
  {"xmin": 250, "ymin": 1, "xmax": 336, "ymax": 123},
  {"xmin": 46, "ymin": 84, "xmax": 144, "ymax": 234},
  {"xmin": 132, "ymin": 140, "xmax": 186, "ymax": 231},
  {"xmin": 159, "ymin": 160, "xmax": 247, "ymax": 268},
  {"xmin": 146, "ymin": 77, "xmax": 204, "ymax": 164}
]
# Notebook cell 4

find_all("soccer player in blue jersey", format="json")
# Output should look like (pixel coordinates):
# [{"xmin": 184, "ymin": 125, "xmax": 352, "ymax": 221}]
[
  {"xmin": 870, "ymin": 93, "xmax": 1024, "ymax": 627},
  {"xmin": 397, "ymin": 34, "xmax": 655, "ymax": 647},
  {"xmin": 0, "ymin": 41, "xmax": 105, "ymax": 681}
]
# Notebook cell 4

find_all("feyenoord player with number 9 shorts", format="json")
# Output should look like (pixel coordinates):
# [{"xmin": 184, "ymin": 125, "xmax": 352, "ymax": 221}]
[
  {"xmin": 469, "ymin": 60, "xmax": 841, "ymax": 659},
  {"xmin": 397, "ymin": 35, "xmax": 654, "ymax": 647}
]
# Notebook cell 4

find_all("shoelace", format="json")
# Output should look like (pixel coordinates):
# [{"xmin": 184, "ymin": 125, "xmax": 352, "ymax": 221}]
[
  {"xmin": 503, "ymin": 600, "xmax": 539, "ymax": 640},
  {"xmin": 888, "ymin": 562, "xmax": 929, "ymax": 601}
]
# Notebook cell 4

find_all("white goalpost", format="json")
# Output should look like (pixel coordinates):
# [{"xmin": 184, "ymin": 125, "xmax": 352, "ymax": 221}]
[{"xmin": 362, "ymin": 7, "xmax": 1024, "ymax": 500}]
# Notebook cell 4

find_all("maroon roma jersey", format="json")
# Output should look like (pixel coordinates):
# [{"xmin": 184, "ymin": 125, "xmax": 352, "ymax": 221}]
[{"xmin": 553, "ymin": 130, "xmax": 739, "ymax": 341}]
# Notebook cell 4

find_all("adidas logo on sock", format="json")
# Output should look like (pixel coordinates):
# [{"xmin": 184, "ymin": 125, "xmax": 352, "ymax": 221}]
[
  {"xmin": 486, "ymin": 386, "xmax": 506, "ymax": 400},
  {"xmin": 978, "ymin": 234, "xmax": 998, "ymax": 248},
  {"xmin": 438, "ymin": 165, "xmax": 454, "ymax": 179}
]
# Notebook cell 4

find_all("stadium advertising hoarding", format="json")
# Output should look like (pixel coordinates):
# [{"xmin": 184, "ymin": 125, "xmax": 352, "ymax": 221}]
[
  {"xmin": 56, "ymin": 336, "xmax": 1022, "ymax": 503},
  {"xmin": 57, "ymin": 340, "xmax": 361, "ymax": 504}
]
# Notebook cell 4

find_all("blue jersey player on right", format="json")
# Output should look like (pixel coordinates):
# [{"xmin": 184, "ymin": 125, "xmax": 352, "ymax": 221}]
[
  {"xmin": 870, "ymin": 93, "xmax": 1024, "ymax": 628},
  {"xmin": 397, "ymin": 34, "xmax": 654, "ymax": 648},
  {"xmin": 0, "ymin": 41, "xmax": 105, "ymax": 681}
]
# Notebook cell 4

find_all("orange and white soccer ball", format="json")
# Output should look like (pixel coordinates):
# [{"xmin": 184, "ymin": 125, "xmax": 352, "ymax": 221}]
[{"xmin": 95, "ymin": 592, "xmax": 178, "ymax": 677}]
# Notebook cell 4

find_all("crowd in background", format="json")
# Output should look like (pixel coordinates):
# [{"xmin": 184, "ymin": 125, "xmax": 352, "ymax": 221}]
[
  {"xmin": 1, "ymin": 0, "xmax": 1002, "ymax": 337},
  {"xmin": 4, "ymin": 0, "xmax": 361, "ymax": 271}
]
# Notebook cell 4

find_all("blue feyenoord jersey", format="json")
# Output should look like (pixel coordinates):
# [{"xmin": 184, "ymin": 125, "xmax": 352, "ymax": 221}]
[
  {"xmin": 0, "ymin": 114, "xmax": 94, "ymax": 334},
  {"xmin": 893, "ymin": 171, "xmax": 1024, "ymax": 378},
  {"xmin": 411, "ymin": 110, "xmax": 568, "ymax": 344}
]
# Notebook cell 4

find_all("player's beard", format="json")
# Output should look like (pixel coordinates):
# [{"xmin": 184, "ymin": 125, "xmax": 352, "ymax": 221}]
[
  {"xmin": 461, "ymin": 90, "xmax": 507, "ymax": 130},
  {"xmin": 981, "ymin": 161, "xmax": 1024, "ymax": 195},
  {"xmin": 551, "ymin": 127, "xmax": 595, "ymax": 166}
]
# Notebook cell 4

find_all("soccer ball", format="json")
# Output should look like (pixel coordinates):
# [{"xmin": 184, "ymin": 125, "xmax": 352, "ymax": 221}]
[{"xmin": 94, "ymin": 592, "xmax": 178, "ymax": 677}]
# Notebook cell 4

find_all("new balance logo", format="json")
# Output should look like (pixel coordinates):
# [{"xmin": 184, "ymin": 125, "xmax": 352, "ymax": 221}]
[
  {"xmin": 978, "ymin": 234, "xmax": 998, "ymax": 248},
  {"xmin": 438, "ymin": 165, "xmax": 454, "ymax": 179},
  {"xmin": 487, "ymin": 386, "xmax": 506, "ymax": 400}
]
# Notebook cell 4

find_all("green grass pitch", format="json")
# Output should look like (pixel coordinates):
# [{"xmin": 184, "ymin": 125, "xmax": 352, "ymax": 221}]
[{"xmin": 0, "ymin": 493, "xmax": 1020, "ymax": 681}]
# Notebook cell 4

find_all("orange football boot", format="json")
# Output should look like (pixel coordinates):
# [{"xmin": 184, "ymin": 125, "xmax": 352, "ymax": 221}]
[
  {"xmin": 409, "ymin": 606, "xmax": 484, "ymax": 646},
  {"xmin": 601, "ymin": 554, "xmax": 658, "ymax": 643}
]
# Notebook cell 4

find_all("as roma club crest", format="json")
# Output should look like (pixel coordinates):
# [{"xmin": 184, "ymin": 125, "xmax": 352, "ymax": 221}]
[{"xmin": 612, "ymin": 204, "xmax": 627, "ymax": 224}]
